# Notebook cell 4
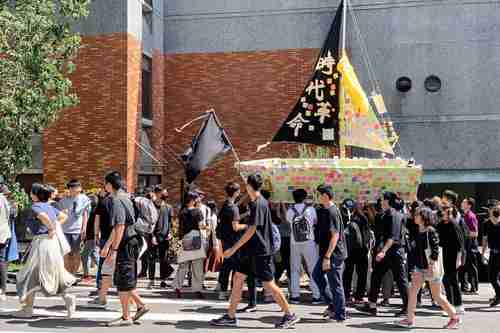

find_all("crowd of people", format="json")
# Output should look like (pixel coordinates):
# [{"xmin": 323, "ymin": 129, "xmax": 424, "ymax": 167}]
[{"xmin": 0, "ymin": 171, "xmax": 500, "ymax": 329}]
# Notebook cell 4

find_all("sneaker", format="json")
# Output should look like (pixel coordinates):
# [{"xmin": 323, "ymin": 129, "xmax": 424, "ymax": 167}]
[
  {"xmin": 380, "ymin": 299, "xmax": 390, "ymax": 307},
  {"xmin": 218, "ymin": 291, "xmax": 229, "ymax": 300},
  {"xmin": 64, "ymin": 294, "xmax": 76, "ymax": 319},
  {"xmin": 312, "ymin": 298, "xmax": 324, "ymax": 305},
  {"xmin": 13, "ymin": 307, "xmax": 34, "ymax": 318},
  {"xmin": 210, "ymin": 314, "xmax": 238, "ymax": 327},
  {"xmin": 455, "ymin": 306, "xmax": 465, "ymax": 315},
  {"xmin": 175, "ymin": 288, "xmax": 182, "ymax": 299},
  {"xmin": 289, "ymin": 297, "xmax": 301, "ymax": 304},
  {"xmin": 395, "ymin": 308, "xmax": 407, "ymax": 317},
  {"xmin": 275, "ymin": 313, "xmax": 300, "ymax": 329},
  {"xmin": 106, "ymin": 316, "xmax": 133, "ymax": 327},
  {"xmin": 87, "ymin": 297, "xmax": 107, "ymax": 309},
  {"xmin": 81, "ymin": 276, "xmax": 93, "ymax": 284},
  {"xmin": 357, "ymin": 304, "xmax": 377, "ymax": 316},
  {"xmin": 160, "ymin": 281, "xmax": 168, "ymax": 289},
  {"xmin": 353, "ymin": 298, "xmax": 364, "ymax": 305},
  {"xmin": 394, "ymin": 318, "xmax": 416, "ymax": 329},
  {"xmin": 0, "ymin": 292, "xmax": 7, "ymax": 301},
  {"xmin": 133, "ymin": 307, "xmax": 150, "ymax": 322},
  {"xmin": 237, "ymin": 305, "xmax": 257, "ymax": 313},
  {"xmin": 196, "ymin": 291, "xmax": 205, "ymax": 299},
  {"xmin": 147, "ymin": 281, "xmax": 155, "ymax": 289},
  {"xmin": 443, "ymin": 316, "xmax": 460, "ymax": 329},
  {"xmin": 490, "ymin": 297, "xmax": 500, "ymax": 307}
]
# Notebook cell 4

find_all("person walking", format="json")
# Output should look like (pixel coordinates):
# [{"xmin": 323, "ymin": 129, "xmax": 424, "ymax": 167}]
[
  {"xmin": 173, "ymin": 192, "xmax": 206, "ymax": 299},
  {"xmin": 210, "ymin": 174, "xmax": 300, "ymax": 329},
  {"xmin": 153, "ymin": 187, "xmax": 174, "ymax": 289},
  {"xmin": 395, "ymin": 207, "xmax": 459, "ymax": 329},
  {"xmin": 343, "ymin": 201, "xmax": 372, "ymax": 305},
  {"xmin": 102, "ymin": 171, "xmax": 150, "ymax": 327},
  {"xmin": 58, "ymin": 179, "xmax": 91, "ymax": 275},
  {"xmin": 15, "ymin": 183, "xmax": 76, "ymax": 318},
  {"xmin": 461, "ymin": 198, "xmax": 479, "ymax": 294},
  {"xmin": 358, "ymin": 192, "xmax": 409, "ymax": 317},
  {"xmin": 481, "ymin": 205, "xmax": 500, "ymax": 307},
  {"xmin": 286, "ymin": 188, "xmax": 321, "ymax": 304},
  {"xmin": 436, "ymin": 205, "xmax": 465, "ymax": 315},
  {"xmin": 0, "ymin": 184, "xmax": 12, "ymax": 301},
  {"xmin": 216, "ymin": 182, "xmax": 241, "ymax": 300},
  {"xmin": 312, "ymin": 184, "xmax": 348, "ymax": 322}
]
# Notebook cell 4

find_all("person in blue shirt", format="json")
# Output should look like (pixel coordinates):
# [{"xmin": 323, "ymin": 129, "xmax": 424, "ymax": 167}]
[{"xmin": 15, "ymin": 183, "xmax": 77, "ymax": 318}]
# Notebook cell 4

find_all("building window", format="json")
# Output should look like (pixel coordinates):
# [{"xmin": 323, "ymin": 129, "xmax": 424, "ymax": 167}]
[
  {"xmin": 424, "ymin": 75, "xmax": 442, "ymax": 93},
  {"xmin": 396, "ymin": 76, "xmax": 412, "ymax": 93},
  {"xmin": 142, "ymin": 56, "xmax": 152, "ymax": 120}
]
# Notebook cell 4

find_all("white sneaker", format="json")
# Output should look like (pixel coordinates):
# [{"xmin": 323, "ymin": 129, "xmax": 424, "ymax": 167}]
[
  {"xmin": 0, "ymin": 292, "xmax": 7, "ymax": 301},
  {"xmin": 14, "ymin": 307, "xmax": 33, "ymax": 318},
  {"xmin": 106, "ymin": 316, "xmax": 133, "ymax": 327},
  {"xmin": 455, "ymin": 306, "xmax": 466, "ymax": 315},
  {"xmin": 64, "ymin": 295, "xmax": 76, "ymax": 319},
  {"xmin": 87, "ymin": 297, "xmax": 107, "ymax": 308}
]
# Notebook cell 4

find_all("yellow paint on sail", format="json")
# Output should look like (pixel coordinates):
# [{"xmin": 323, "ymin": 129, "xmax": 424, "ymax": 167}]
[{"xmin": 338, "ymin": 54, "xmax": 394, "ymax": 155}]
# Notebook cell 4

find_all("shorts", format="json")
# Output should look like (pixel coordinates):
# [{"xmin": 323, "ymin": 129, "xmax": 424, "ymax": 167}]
[
  {"xmin": 113, "ymin": 238, "xmax": 140, "ymax": 292},
  {"xmin": 413, "ymin": 267, "xmax": 442, "ymax": 283},
  {"xmin": 64, "ymin": 233, "xmax": 81, "ymax": 255},
  {"xmin": 236, "ymin": 255, "xmax": 274, "ymax": 282}
]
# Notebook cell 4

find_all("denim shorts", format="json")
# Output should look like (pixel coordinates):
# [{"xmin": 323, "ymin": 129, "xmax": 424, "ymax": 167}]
[
  {"xmin": 413, "ymin": 267, "xmax": 442, "ymax": 283},
  {"xmin": 64, "ymin": 233, "xmax": 81, "ymax": 255}
]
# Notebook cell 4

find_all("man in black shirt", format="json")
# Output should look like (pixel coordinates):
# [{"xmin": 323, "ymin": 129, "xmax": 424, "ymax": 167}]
[
  {"xmin": 211, "ymin": 174, "xmax": 300, "ymax": 329},
  {"xmin": 311, "ymin": 184, "xmax": 348, "ymax": 322},
  {"xmin": 152, "ymin": 187, "xmax": 174, "ymax": 289},
  {"xmin": 482, "ymin": 205, "xmax": 500, "ymax": 306},
  {"xmin": 358, "ymin": 192, "xmax": 409, "ymax": 317},
  {"xmin": 216, "ymin": 182, "xmax": 241, "ymax": 300},
  {"xmin": 88, "ymin": 191, "xmax": 113, "ymax": 306},
  {"xmin": 101, "ymin": 171, "xmax": 149, "ymax": 327}
]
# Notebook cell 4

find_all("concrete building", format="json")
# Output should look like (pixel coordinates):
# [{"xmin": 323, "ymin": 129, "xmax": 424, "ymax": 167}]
[{"xmin": 20, "ymin": 0, "xmax": 500, "ymax": 204}]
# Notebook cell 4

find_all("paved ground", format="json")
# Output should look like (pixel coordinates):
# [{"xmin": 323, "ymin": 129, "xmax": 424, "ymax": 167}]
[{"xmin": 0, "ymin": 279, "xmax": 499, "ymax": 333}]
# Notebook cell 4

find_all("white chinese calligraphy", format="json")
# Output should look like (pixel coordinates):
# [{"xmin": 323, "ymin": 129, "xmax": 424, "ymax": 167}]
[
  {"xmin": 287, "ymin": 113, "xmax": 310, "ymax": 137},
  {"xmin": 315, "ymin": 101, "xmax": 333, "ymax": 124},
  {"xmin": 315, "ymin": 50, "xmax": 336, "ymax": 76},
  {"xmin": 305, "ymin": 79, "xmax": 325, "ymax": 101}
]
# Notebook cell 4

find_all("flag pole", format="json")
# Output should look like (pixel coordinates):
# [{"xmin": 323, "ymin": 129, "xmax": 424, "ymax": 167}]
[
  {"xmin": 339, "ymin": 0, "xmax": 348, "ymax": 158},
  {"xmin": 209, "ymin": 110, "xmax": 247, "ymax": 182},
  {"xmin": 209, "ymin": 110, "xmax": 241, "ymax": 164}
]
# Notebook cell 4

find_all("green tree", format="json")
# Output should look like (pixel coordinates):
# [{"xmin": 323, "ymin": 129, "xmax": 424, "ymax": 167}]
[{"xmin": 0, "ymin": 0, "xmax": 90, "ymax": 185}]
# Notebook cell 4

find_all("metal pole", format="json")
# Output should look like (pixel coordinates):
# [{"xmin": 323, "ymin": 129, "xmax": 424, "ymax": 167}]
[
  {"xmin": 341, "ymin": 0, "xmax": 348, "ymax": 56},
  {"xmin": 339, "ymin": 0, "xmax": 348, "ymax": 158}
]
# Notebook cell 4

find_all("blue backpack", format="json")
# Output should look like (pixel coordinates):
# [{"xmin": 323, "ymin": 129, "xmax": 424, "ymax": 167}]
[{"xmin": 271, "ymin": 223, "xmax": 281, "ymax": 254}]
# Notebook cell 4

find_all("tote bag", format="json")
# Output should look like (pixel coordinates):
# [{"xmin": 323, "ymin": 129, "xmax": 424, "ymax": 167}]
[{"xmin": 425, "ymin": 231, "xmax": 444, "ymax": 280}]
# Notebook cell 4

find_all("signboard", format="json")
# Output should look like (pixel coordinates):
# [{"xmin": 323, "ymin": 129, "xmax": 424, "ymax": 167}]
[{"xmin": 238, "ymin": 158, "xmax": 422, "ymax": 203}]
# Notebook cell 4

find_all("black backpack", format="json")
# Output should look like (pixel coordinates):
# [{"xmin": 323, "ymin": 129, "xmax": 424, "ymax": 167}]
[
  {"xmin": 345, "ymin": 221, "xmax": 363, "ymax": 254},
  {"xmin": 291, "ymin": 206, "xmax": 312, "ymax": 242}
]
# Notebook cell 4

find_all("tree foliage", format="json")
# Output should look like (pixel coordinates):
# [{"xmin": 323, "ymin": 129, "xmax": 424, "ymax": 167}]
[{"xmin": 0, "ymin": 0, "xmax": 90, "ymax": 182}]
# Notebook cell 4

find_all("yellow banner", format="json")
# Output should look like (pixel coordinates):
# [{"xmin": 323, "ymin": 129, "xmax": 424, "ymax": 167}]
[{"xmin": 338, "ymin": 55, "xmax": 394, "ymax": 155}]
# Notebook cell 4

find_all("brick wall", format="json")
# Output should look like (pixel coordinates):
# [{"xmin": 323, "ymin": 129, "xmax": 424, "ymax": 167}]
[
  {"xmin": 163, "ymin": 48, "xmax": 344, "ymax": 203},
  {"xmin": 151, "ymin": 49, "xmax": 168, "ymax": 178},
  {"xmin": 43, "ymin": 33, "xmax": 142, "ymax": 191}
]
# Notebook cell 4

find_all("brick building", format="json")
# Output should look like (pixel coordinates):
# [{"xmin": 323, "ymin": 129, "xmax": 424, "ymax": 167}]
[{"xmin": 20, "ymin": 0, "xmax": 500, "ymax": 204}]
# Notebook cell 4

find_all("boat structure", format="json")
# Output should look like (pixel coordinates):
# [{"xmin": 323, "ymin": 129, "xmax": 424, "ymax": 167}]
[{"xmin": 237, "ymin": 0, "xmax": 422, "ymax": 203}]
